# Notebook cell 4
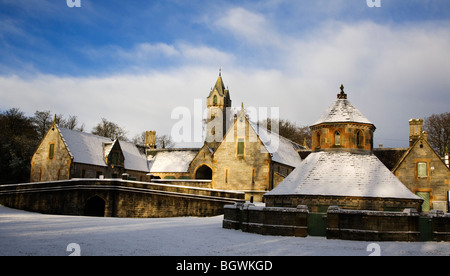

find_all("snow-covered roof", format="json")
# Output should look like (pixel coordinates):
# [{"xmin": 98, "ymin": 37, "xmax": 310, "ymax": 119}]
[
  {"xmin": 59, "ymin": 127, "xmax": 111, "ymax": 167},
  {"xmin": 59, "ymin": 127, "xmax": 149, "ymax": 172},
  {"xmin": 312, "ymin": 98, "xmax": 373, "ymax": 126},
  {"xmin": 249, "ymin": 121, "xmax": 303, "ymax": 168},
  {"xmin": 265, "ymin": 150, "xmax": 421, "ymax": 200},
  {"xmin": 118, "ymin": 141, "xmax": 149, "ymax": 172},
  {"xmin": 148, "ymin": 149, "xmax": 199, "ymax": 173}
]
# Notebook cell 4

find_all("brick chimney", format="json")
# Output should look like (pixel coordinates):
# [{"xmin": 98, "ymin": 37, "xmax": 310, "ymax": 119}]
[{"xmin": 409, "ymin": 118, "xmax": 423, "ymax": 147}]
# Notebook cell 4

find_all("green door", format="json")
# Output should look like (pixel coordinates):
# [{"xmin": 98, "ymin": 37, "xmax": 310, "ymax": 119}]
[
  {"xmin": 416, "ymin": 192, "xmax": 430, "ymax": 212},
  {"xmin": 307, "ymin": 213, "xmax": 327, "ymax": 236}
]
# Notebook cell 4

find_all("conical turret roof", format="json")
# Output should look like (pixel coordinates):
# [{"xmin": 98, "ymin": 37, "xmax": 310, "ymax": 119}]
[{"xmin": 312, "ymin": 85, "xmax": 373, "ymax": 126}]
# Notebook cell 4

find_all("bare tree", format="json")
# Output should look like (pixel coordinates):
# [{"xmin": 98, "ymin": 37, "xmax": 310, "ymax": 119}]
[
  {"xmin": 156, "ymin": 134, "xmax": 174, "ymax": 149},
  {"xmin": 56, "ymin": 114, "xmax": 84, "ymax": 131},
  {"xmin": 423, "ymin": 112, "xmax": 450, "ymax": 156},
  {"xmin": 92, "ymin": 118, "xmax": 128, "ymax": 141},
  {"xmin": 33, "ymin": 110, "xmax": 53, "ymax": 139},
  {"xmin": 259, "ymin": 118, "xmax": 311, "ymax": 148}
]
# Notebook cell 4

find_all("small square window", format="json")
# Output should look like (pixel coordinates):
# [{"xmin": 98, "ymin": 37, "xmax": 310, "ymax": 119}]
[{"xmin": 417, "ymin": 162, "xmax": 427, "ymax": 178}]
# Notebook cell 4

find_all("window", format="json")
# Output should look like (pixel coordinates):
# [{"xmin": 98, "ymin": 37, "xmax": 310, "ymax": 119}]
[
  {"xmin": 213, "ymin": 95, "xmax": 217, "ymax": 106},
  {"xmin": 225, "ymin": 169, "xmax": 228, "ymax": 183},
  {"xmin": 237, "ymin": 139, "xmax": 245, "ymax": 156},
  {"xmin": 417, "ymin": 162, "xmax": 428, "ymax": 178},
  {"xmin": 356, "ymin": 131, "xmax": 363, "ymax": 147},
  {"xmin": 251, "ymin": 168, "xmax": 256, "ymax": 184},
  {"xmin": 49, "ymin": 143, "xmax": 55, "ymax": 159},
  {"xmin": 316, "ymin": 132, "xmax": 321, "ymax": 149},
  {"xmin": 334, "ymin": 131, "xmax": 341, "ymax": 146}
]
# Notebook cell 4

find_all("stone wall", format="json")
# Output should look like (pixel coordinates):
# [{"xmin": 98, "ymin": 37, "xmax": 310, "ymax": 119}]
[
  {"xmin": 150, "ymin": 179, "xmax": 212, "ymax": 189},
  {"xmin": 424, "ymin": 210, "xmax": 450, "ymax": 242},
  {"xmin": 223, "ymin": 203, "xmax": 309, "ymax": 237},
  {"xmin": 264, "ymin": 194, "xmax": 422, "ymax": 212},
  {"xmin": 0, "ymin": 179, "xmax": 245, "ymax": 218},
  {"xmin": 327, "ymin": 206, "xmax": 420, "ymax": 241},
  {"xmin": 223, "ymin": 204, "xmax": 450, "ymax": 241}
]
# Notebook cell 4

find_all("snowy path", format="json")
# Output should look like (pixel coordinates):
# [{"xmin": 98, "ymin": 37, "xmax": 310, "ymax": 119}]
[{"xmin": 0, "ymin": 205, "xmax": 448, "ymax": 256}]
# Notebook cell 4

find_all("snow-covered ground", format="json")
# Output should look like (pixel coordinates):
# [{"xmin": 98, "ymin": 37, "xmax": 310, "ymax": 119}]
[{"xmin": 0, "ymin": 205, "xmax": 448, "ymax": 256}]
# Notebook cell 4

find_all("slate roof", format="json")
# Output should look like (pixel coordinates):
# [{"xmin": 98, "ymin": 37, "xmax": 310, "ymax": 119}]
[
  {"xmin": 58, "ymin": 127, "xmax": 149, "ymax": 172},
  {"xmin": 265, "ymin": 150, "xmax": 421, "ymax": 200}
]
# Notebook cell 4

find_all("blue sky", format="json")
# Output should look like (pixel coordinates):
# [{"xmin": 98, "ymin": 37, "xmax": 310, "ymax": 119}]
[{"xmin": 0, "ymin": 0, "xmax": 449, "ymax": 148}]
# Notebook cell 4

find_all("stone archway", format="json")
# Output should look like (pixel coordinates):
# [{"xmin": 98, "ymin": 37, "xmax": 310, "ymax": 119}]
[
  {"xmin": 195, "ymin": 165, "xmax": 212, "ymax": 180},
  {"xmin": 85, "ymin": 196, "xmax": 105, "ymax": 217}
]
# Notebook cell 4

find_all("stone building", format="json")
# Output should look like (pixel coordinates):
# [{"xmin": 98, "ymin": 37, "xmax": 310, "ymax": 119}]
[
  {"xmin": 264, "ymin": 85, "xmax": 423, "ymax": 212},
  {"xmin": 149, "ymin": 73, "xmax": 303, "ymax": 201},
  {"xmin": 30, "ymin": 120, "xmax": 150, "ymax": 182},
  {"xmin": 390, "ymin": 119, "xmax": 450, "ymax": 212},
  {"xmin": 30, "ymin": 71, "xmax": 303, "ymax": 201}
]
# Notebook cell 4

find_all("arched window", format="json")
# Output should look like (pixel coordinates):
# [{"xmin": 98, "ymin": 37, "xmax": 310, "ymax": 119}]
[
  {"xmin": 335, "ymin": 131, "xmax": 341, "ymax": 146},
  {"xmin": 213, "ymin": 95, "xmax": 218, "ymax": 106}
]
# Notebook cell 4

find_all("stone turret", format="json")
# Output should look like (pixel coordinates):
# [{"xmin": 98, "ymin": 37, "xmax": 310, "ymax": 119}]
[{"xmin": 310, "ymin": 85, "xmax": 376, "ymax": 152}]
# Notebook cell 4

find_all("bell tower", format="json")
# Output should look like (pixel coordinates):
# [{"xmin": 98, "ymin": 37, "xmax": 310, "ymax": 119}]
[{"xmin": 205, "ymin": 70, "xmax": 232, "ymax": 150}]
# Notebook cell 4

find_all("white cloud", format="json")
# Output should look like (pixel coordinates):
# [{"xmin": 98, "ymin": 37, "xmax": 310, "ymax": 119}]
[{"xmin": 1, "ymin": 6, "xmax": 449, "ymax": 149}]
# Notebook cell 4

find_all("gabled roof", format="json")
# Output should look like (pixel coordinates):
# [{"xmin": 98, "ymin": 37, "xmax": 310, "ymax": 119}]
[
  {"xmin": 217, "ymin": 108, "xmax": 303, "ymax": 168},
  {"xmin": 392, "ymin": 136, "xmax": 450, "ymax": 173},
  {"xmin": 312, "ymin": 86, "xmax": 373, "ymax": 127},
  {"xmin": 248, "ymin": 121, "xmax": 303, "ymax": 168},
  {"xmin": 265, "ymin": 151, "xmax": 421, "ymax": 200},
  {"xmin": 58, "ymin": 126, "xmax": 149, "ymax": 172},
  {"xmin": 119, "ymin": 140, "xmax": 149, "ymax": 172},
  {"xmin": 59, "ymin": 127, "xmax": 111, "ymax": 167}
]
